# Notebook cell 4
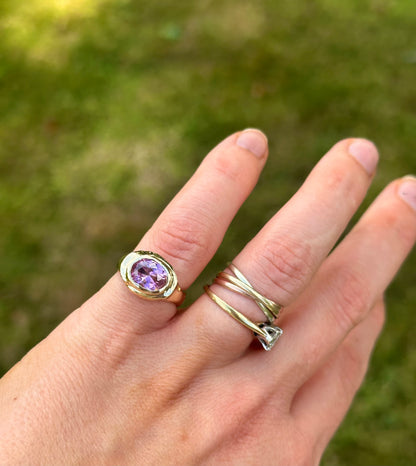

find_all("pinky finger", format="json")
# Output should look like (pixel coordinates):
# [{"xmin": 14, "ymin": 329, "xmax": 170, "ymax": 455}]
[{"xmin": 290, "ymin": 299, "xmax": 385, "ymax": 461}]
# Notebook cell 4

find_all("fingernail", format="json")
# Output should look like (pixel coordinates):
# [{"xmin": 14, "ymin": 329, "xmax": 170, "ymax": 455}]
[
  {"xmin": 236, "ymin": 129, "xmax": 268, "ymax": 158},
  {"xmin": 348, "ymin": 139, "xmax": 379, "ymax": 175},
  {"xmin": 398, "ymin": 176, "xmax": 416, "ymax": 211}
]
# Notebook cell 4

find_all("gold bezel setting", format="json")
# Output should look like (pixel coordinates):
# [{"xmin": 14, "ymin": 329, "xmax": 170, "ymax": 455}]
[{"xmin": 119, "ymin": 251, "xmax": 178, "ymax": 301}]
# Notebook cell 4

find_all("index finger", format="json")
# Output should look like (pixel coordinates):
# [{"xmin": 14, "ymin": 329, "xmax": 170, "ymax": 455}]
[{"xmin": 84, "ymin": 129, "xmax": 269, "ymax": 334}]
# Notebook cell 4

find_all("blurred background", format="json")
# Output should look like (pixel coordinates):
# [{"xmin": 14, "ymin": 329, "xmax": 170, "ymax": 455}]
[{"xmin": 0, "ymin": 0, "xmax": 415, "ymax": 463}]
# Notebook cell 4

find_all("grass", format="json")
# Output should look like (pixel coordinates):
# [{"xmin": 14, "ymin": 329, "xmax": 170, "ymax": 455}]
[{"xmin": 0, "ymin": 0, "xmax": 415, "ymax": 464}]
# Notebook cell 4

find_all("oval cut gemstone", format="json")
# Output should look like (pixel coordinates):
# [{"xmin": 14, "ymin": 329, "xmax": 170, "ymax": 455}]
[{"xmin": 130, "ymin": 258, "xmax": 168, "ymax": 292}]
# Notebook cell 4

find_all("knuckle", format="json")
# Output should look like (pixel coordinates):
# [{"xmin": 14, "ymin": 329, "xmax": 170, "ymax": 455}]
[
  {"xmin": 253, "ymin": 237, "xmax": 313, "ymax": 300},
  {"xmin": 325, "ymin": 165, "xmax": 346, "ymax": 191},
  {"xmin": 378, "ymin": 206, "xmax": 415, "ymax": 245},
  {"xmin": 211, "ymin": 148, "xmax": 247, "ymax": 183},
  {"xmin": 325, "ymin": 165, "xmax": 363, "ymax": 210},
  {"xmin": 330, "ymin": 267, "xmax": 371, "ymax": 331},
  {"xmin": 373, "ymin": 299, "xmax": 386, "ymax": 330},
  {"xmin": 153, "ymin": 213, "xmax": 209, "ymax": 265},
  {"xmin": 343, "ymin": 338, "xmax": 368, "ymax": 377},
  {"xmin": 297, "ymin": 339, "xmax": 322, "ymax": 373},
  {"xmin": 338, "ymin": 342, "xmax": 369, "ymax": 397}
]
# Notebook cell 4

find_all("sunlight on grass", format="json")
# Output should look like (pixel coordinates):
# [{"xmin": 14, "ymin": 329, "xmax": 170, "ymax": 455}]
[
  {"xmin": 1, "ymin": 0, "xmax": 117, "ymax": 64},
  {"xmin": 6, "ymin": 0, "xmax": 114, "ymax": 20},
  {"xmin": 42, "ymin": 0, "xmax": 111, "ymax": 17}
]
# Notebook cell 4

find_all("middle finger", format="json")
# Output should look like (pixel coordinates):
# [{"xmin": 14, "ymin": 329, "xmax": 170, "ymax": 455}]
[{"xmin": 178, "ymin": 138, "xmax": 379, "ymax": 363}]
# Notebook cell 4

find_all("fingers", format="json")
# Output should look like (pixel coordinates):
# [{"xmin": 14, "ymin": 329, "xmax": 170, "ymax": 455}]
[
  {"xmin": 179, "ymin": 138, "xmax": 378, "ymax": 361},
  {"xmin": 258, "ymin": 176, "xmax": 416, "ymax": 391},
  {"xmin": 290, "ymin": 300, "xmax": 385, "ymax": 458},
  {"xmin": 83, "ymin": 130, "xmax": 269, "ymax": 335},
  {"xmin": 140, "ymin": 129, "xmax": 269, "ymax": 288}
]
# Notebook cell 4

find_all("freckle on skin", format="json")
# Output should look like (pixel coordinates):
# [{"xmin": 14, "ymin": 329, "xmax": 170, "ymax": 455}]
[{"xmin": 180, "ymin": 430, "xmax": 189, "ymax": 443}]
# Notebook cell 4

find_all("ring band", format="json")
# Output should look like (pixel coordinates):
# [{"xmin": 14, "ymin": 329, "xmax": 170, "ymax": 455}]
[
  {"xmin": 118, "ymin": 250, "xmax": 185, "ymax": 305},
  {"xmin": 204, "ymin": 264, "xmax": 283, "ymax": 351},
  {"xmin": 215, "ymin": 264, "xmax": 282, "ymax": 323}
]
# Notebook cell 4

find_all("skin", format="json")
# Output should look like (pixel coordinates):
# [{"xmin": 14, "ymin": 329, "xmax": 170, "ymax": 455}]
[{"xmin": 0, "ymin": 130, "xmax": 415, "ymax": 465}]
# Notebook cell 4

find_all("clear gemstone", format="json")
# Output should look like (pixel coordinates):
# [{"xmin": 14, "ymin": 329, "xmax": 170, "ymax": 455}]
[
  {"xmin": 256, "ymin": 325, "xmax": 283, "ymax": 351},
  {"xmin": 130, "ymin": 258, "xmax": 168, "ymax": 291}
]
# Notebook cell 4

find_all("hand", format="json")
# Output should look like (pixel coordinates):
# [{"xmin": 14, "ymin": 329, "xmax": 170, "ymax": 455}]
[{"xmin": 0, "ymin": 130, "xmax": 415, "ymax": 465}]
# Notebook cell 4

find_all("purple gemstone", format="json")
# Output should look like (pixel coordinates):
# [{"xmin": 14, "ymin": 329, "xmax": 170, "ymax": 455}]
[{"xmin": 130, "ymin": 258, "xmax": 168, "ymax": 291}]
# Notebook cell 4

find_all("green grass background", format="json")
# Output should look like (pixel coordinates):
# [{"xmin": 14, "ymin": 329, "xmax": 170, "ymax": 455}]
[{"xmin": 0, "ymin": 0, "xmax": 415, "ymax": 463}]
